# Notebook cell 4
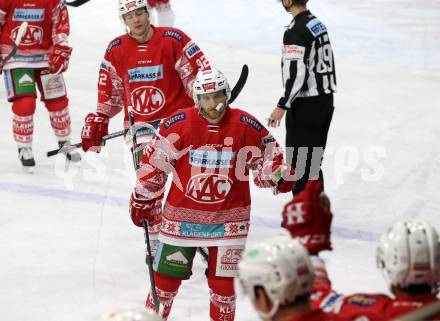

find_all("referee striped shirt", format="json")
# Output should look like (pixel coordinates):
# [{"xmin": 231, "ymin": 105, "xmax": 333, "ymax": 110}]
[{"xmin": 278, "ymin": 10, "xmax": 337, "ymax": 109}]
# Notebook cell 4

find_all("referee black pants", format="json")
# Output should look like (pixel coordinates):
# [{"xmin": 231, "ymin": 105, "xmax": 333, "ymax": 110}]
[{"xmin": 285, "ymin": 94, "xmax": 334, "ymax": 195}]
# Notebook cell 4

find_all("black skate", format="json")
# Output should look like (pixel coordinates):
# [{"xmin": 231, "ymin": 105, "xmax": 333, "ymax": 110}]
[
  {"xmin": 58, "ymin": 141, "xmax": 81, "ymax": 163},
  {"xmin": 18, "ymin": 146, "xmax": 35, "ymax": 173}
]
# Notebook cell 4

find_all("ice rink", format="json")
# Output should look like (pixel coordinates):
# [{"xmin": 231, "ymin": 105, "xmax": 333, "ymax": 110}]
[{"xmin": 1, "ymin": 0, "xmax": 439, "ymax": 320}]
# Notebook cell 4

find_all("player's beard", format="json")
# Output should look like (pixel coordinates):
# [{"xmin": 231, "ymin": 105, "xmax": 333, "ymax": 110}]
[{"xmin": 200, "ymin": 103, "xmax": 226, "ymax": 124}]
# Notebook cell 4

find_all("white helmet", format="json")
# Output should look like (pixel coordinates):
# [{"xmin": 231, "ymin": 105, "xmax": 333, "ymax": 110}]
[
  {"xmin": 118, "ymin": 0, "xmax": 149, "ymax": 19},
  {"xmin": 238, "ymin": 235, "xmax": 314, "ymax": 319},
  {"xmin": 376, "ymin": 220, "xmax": 440, "ymax": 289},
  {"xmin": 192, "ymin": 68, "xmax": 231, "ymax": 111},
  {"xmin": 101, "ymin": 308, "xmax": 163, "ymax": 321}
]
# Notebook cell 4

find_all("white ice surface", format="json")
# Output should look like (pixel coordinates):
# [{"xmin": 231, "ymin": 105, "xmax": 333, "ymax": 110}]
[{"xmin": 1, "ymin": 0, "xmax": 439, "ymax": 320}]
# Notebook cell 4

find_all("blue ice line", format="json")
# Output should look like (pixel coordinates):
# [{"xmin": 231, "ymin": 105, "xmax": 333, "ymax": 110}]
[
  {"xmin": 0, "ymin": 181, "xmax": 379, "ymax": 242},
  {"xmin": 0, "ymin": 181, "xmax": 128, "ymax": 208}
]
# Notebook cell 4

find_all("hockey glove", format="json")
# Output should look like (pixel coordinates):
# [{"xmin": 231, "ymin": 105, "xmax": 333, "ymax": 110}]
[
  {"xmin": 129, "ymin": 192, "xmax": 162, "ymax": 227},
  {"xmin": 282, "ymin": 180, "xmax": 332, "ymax": 255},
  {"xmin": 271, "ymin": 163, "xmax": 296, "ymax": 193},
  {"xmin": 81, "ymin": 113, "xmax": 109, "ymax": 152},
  {"xmin": 48, "ymin": 44, "xmax": 72, "ymax": 75}
]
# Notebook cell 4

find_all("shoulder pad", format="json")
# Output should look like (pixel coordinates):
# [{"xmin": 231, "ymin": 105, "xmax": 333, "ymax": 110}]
[
  {"xmin": 163, "ymin": 111, "xmax": 187, "ymax": 129},
  {"xmin": 162, "ymin": 29, "xmax": 184, "ymax": 42},
  {"xmin": 106, "ymin": 38, "xmax": 123, "ymax": 53},
  {"xmin": 239, "ymin": 113, "xmax": 263, "ymax": 133}
]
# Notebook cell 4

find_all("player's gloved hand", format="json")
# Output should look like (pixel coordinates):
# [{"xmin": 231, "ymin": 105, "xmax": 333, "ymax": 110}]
[
  {"xmin": 48, "ymin": 44, "xmax": 72, "ymax": 75},
  {"xmin": 129, "ymin": 192, "xmax": 162, "ymax": 227},
  {"xmin": 81, "ymin": 113, "xmax": 109, "ymax": 153},
  {"xmin": 282, "ymin": 180, "xmax": 332, "ymax": 255},
  {"xmin": 271, "ymin": 163, "xmax": 296, "ymax": 193}
]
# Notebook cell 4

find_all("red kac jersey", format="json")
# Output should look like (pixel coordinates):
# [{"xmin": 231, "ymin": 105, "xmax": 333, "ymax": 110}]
[
  {"xmin": 136, "ymin": 107, "xmax": 285, "ymax": 247},
  {"xmin": 311, "ymin": 257, "xmax": 440, "ymax": 321},
  {"xmin": 0, "ymin": 0, "xmax": 69, "ymax": 69},
  {"xmin": 96, "ymin": 26, "xmax": 210, "ymax": 129}
]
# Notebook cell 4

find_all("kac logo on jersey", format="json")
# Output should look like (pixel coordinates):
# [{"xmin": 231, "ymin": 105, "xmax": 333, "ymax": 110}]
[
  {"xmin": 306, "ymin": 18, "xmax": 327, "ymax": 37},
  {"xmin": 128, "ymin": 65, "xmax": 163, "ymax": 83},
  {"xmin": 13, "ymin": 9, "xmax": 45, "ymax": 22},
  {"xmin": 186, "ymin": 173, "xmax": 233, "ymax": 204},
  {"xmin": 11, "ymin": 25, "xmax": 43, "ymax": 46},
  {"xmin": 130, "ymin": 86, "xmax": 165, "ymax": 116}
]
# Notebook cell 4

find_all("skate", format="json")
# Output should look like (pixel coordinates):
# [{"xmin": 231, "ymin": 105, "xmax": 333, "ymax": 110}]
[
  {"xmin": 58, "ymin": 140, "xmax": 81, "ymax": 163},
  {"xmin": 18, "ymin": 146, "xmax": 35, "ymax": 173}
]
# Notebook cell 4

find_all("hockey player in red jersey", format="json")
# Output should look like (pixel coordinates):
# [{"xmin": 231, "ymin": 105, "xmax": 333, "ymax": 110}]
[
  {"xmin": 238, "ymin": 235, "xmax": 333, "ymax": 321},
  {"xmin": 0, "ymin": 0, "xmax": 80, "ymax": 171},
  {"xmin": 80, "ymin": 0, "xmax": 210, "ymax": 250},
  {"xmin": 81, "ymin": 0, "xmax": 210, "ymax": 152},
  {"xmin": 282, "ymin": 180, "xmax": 440, "ymax": 321},
  {"xmin": 129, "ymin": 68, "xmax": 296, "ymax": 321},
  {"xmin": 147, "ymin": 0, "xmax": 174, "ymax": 27}
]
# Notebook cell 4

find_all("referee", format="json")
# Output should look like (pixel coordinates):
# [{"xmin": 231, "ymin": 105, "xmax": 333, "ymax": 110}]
[{"xmin": 268, "ymin": 0, "xmax": 336, "ymax": 195}]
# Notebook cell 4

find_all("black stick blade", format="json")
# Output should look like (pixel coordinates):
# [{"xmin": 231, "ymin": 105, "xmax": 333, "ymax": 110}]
[{"xmin": 229, "ymin": 64, "xmax": 249, "ymax": 104}]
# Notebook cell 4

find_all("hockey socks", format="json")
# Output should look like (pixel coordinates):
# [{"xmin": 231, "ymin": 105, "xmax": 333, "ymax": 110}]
[
  {"xmin": 208, "ymin": 277, "xmax": 236, "ymax": 321},
  {"xmin": 146, "ymin": 272, "xmax": 181, "ymax": 320}
]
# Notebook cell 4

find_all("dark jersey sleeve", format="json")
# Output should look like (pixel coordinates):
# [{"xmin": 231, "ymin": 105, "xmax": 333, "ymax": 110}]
[{"xmin": 278, "ymin": 20, "xmax": 311, "ymax": 109}]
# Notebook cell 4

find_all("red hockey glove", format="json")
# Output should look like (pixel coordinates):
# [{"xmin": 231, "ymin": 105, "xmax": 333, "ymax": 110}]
[
  {"xmin": 81, "ymin": 113, "xmax": 109, "ymax": 152},
  {"xmin": 282, "ymin": 180, "xmax": 332, "ymax": 255},
  {"xmin": 129, "ymin": 192, "xmax": 162, "ymax": 227},
  {"xmin": 48, "ymin": 44, "xmax": 72, "ymax": 75}
]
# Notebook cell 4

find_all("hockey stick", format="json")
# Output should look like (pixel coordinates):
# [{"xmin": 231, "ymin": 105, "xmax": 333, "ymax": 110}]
[
  {"xmin": 46, "ymin": 64, "xmax": 249, "ymax": 157},
  {"xmin": 0, "ymin": 21, "xmax": 28, "ymax": 67},
  {"xmin": 129, "ymin": 108, "xmax": 160, "ymax": 313},
  {"xmin": 141, "ymin": 220, "xmax": 160, "ymax": 313},
  {"xmin": 46, "ymin": 128, "xmax": 128, "ymax": 157},
  {"xmin": 123, "ymin": 71, "xmax": 160, "ymax": 313},
  {"xmin": 66, "ymin": 0, "xmax": 91, "ymax": 7},
  {"xmin": 228, "ymin": 64, "xmax": 248, "ymax": 104}
]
